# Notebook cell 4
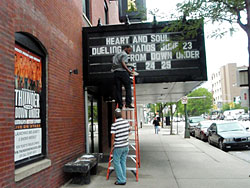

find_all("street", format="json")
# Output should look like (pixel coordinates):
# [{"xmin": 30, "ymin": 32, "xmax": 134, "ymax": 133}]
[
  {"xmin": 229, "ymin": 150, "xmax": 250, "ymax": 163},
  {"xmin": 64, "ymin": 122, "xmax": 250, "ymax": 188},
  {"xmin": 165, "ymin": 121, "xmax": 250, "ymax": 164}
]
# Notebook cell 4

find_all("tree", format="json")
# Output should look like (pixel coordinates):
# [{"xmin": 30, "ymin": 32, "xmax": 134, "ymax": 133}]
[
  {"xmin": 176, "ymin": 1, "xmax": 247, "ymax": 39},
  {"xmin": 175, "ymin": 0, "xmax": 250, "ymax": 109},
  {"xmin": 222, "ymin": 102, "xmax": 246, "ymax": 111},
  {"xmin": 148, "ymin": 102, "xmax": 178, "ymax": 134},
  {"xmin": 88, "ymin": 106, "xmax": 98, "ymax": 122},
  {"xmin": 178, "ymin": 88, "xmax": 213, "ymax": 116}
]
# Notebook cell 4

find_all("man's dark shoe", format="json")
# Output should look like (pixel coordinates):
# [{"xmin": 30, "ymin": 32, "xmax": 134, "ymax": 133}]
[
  {"xmin": 125, "ymin": 104, "xmax": 134, "ymax": 108},
  {"xmin": 114, "ymin": 181, "xmax": 126, "ymax": 185}
]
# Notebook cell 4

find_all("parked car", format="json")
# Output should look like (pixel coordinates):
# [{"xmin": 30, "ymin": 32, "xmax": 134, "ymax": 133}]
[
  {"xmin": 207, "ymin": 121, "xmax": 250, "ymax": 151},
  {"xmin": 223, "ymin": 109, "xmax": 245, "ymax": 120},
  {"xmin": 224, "ymin": 115, "xmax": 234, "ymax": 121},
  {"xmin": 188, "ymin": 116, "xmax": 205, "ymax": 136},
  {"xmin": 194, "ymin": 121, "xmax": 213, "ymax": 141},
  {"xmin": 238, "ymin": 114, "xmax": 250, "ymax": 121}
]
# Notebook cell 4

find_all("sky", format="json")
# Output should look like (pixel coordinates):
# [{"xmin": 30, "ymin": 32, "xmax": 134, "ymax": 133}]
[{"xmin": 146, "ymin": 0, "xmax": 249, "ymax": 90}]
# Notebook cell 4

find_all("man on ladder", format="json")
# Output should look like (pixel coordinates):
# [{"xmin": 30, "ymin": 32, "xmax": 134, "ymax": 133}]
[
  {"xmin": 111, "ymin": 45, "xmax": 137, "ymax": 109},
  {"xmin": 111, "ymin": 108, "xmax": 130, "ymax": 185}
]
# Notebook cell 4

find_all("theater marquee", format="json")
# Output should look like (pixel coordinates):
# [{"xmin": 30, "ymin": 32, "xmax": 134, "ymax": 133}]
[{"xmin": 82, "ymin": 20, "xmax": 207, "ymax": 85}]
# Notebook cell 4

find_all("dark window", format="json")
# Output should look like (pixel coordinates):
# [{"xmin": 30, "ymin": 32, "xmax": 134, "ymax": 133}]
[
  {"xmin": 104, "ymin": 0, "xmax": 109, "ymax": 24},
  {"xmin": 83, "ymin": 0, "xmax": 90, "ymax": 19},
  {"xmin": 211, "ymin": 124, "xmax": 216, "ymax": 131}
]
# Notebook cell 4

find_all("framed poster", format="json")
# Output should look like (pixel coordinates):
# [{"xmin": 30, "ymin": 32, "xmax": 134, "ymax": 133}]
[{"xmin": 14, "ymin": 44, "xmax": 42, "ymax": 163}]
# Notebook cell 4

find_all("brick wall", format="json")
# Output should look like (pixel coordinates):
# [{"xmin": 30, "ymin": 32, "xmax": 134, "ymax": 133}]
[
  {"xmin": 108, "ymin": 1, "xmax": 120, "ymax": 24},
  {"xmin": 0, "ymin": 0, "xmax": 86, "ymax": 187},
  {"xmin": 90, "ymin": 0, "xmax": 120, "ymax": 26},
  {"xmin": 0, "ymin": 0, "xmax": 15, "ymax": 187}
]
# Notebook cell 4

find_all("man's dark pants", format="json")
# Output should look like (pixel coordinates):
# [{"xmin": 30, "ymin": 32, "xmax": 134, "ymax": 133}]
[{"xmin": 114, "ymin": 71, "xmax": 132, "ymax": 108}]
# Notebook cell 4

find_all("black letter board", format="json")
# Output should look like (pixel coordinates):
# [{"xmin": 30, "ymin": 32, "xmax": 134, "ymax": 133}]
[{"xmin": 82, "ymin": 20, "xmax": 207, "ymax": 87}]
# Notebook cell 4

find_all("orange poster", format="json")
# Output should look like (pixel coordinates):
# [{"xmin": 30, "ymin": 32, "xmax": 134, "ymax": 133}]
[{"xmin": 14, "ymin": 44, "xmax": 42, "ymax": 92}]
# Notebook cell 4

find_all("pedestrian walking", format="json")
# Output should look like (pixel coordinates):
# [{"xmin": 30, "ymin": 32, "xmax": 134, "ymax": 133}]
[{"xmin": 153, "ymin": 117, "xmax": 160, "ymax": 134}]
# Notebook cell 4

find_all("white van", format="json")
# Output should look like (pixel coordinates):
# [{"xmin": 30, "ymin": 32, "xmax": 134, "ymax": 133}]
[{"xmin": 223, "ymin": 109, "xmax": 245, "ymax": 120}]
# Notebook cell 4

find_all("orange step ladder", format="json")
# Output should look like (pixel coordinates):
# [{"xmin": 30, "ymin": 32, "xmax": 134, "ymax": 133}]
[{"xmin": 106, "ymin": 71, "xmax": 140, "ymax": 181}]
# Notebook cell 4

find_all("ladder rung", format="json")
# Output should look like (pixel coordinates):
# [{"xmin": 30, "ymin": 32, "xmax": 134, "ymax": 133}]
[
  {"xmin": 127, "ymin": 119, "xmax": 135, "ymax": 122},
  {"xmin": 128, "ymin": 154, "xmax": 136, "ymax": 158},
  {"xmin": 122, "ymin": 108, "xmax": 135, "ymax": 111},
  {"xmin": 109, "ymin": 154, "xmax": 136, "ymax": 158},
  {"xmin": 122, "ymin": 86, "xmax": 134, "ymax": 90},
  {"xmin": 107, "ymin": 74, "xmax": 139, "ymax": 182},
  {"xmin": 108, "ymin": 167, "xmax": 137, "ymax": 171}
]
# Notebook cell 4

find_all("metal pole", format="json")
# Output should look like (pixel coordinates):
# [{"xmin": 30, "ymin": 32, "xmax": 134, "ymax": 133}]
[
  {"xmin": 91, "ymin": 97, "xmax": 94, "ymax": 153},
  {"xmin": 248, "ymin": 67, "xmax": 250, "ymax": 120},
  {"xmin": 184, "ymin": 104, "xmax": 190, "ymax": 138},
  {"xmin": 177, "ymin": 106, "xmax": 178, "ymax": 135},
  {"xmin": 84, "ymin": 88, "xmax": 89, "ymax": 153},
  {"xmin": 187, "ymin": 96, "xmax": 206, "ymax": 99}
]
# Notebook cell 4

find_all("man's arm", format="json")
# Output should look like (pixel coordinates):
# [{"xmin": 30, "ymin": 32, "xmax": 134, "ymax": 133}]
[
  {"xmin": 121, "ymin": 61, "xmax": 132, "ymax": 75},
  {"xmin": 153, "ymin": 120, "xmax": 156, "ymax": 125},
  {"xmin": 111, "ymin": 133, "xmax": 115, "ymax": 152}
]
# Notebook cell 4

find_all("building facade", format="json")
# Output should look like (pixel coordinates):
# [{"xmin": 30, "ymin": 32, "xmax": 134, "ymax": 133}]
[
  {"xmin": 211, "ymin": 63, "xmax": 246, "ymax": 109},
  {"xmin": 0, "ymin": 0, "xmax": 120, "ymax": 187},
  {"xmin": 211, "ymin": 70, "xmax": 222, "ymax": 106}
]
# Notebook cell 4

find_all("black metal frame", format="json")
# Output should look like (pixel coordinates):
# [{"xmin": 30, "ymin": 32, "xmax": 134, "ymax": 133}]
[{"xmin": 104, "ymin": 0, "xmax": 109, "ymax": 25}]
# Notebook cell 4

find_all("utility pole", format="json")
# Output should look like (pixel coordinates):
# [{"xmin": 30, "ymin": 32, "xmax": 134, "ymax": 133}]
[
  {"xmin": 181, "ymin": 96, "xmax": 189, "ymax": 138},
  {"xmin": 184, "ymin": 103, "xmax": 190, "ymax": 138},
  {"xmin": 248, "ymin": 67, "xmax": 250, "ymax": 120},
  {"xmin": 182, "ymin": 96, "xmax": 206, "ymax": 139}
]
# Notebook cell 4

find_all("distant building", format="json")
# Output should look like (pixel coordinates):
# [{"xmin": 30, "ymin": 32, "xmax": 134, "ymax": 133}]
[
  {"xmin": 211, "ymin": 70, "xmax": 222, "ymax": 107},
  {"xmin": 211, "ymin": 63, "xmax": 247, "ymax": 108}
]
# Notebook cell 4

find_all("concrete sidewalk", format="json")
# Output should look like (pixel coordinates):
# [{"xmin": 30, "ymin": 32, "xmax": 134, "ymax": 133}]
[{"xmin": 62, "ymin": 124, "xmax": 250, "ymax": 188}]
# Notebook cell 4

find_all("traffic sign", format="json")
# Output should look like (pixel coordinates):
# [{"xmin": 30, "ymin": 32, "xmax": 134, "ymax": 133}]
[{"xmin": 182, "ymin": 96, "xmax": 188, "ymax": 104}]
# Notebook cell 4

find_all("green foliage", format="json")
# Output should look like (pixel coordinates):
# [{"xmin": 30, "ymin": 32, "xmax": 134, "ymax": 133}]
[
  {"xmin": 160, "ymin": 19, "xmax": 204, "ymax": 55},
  {"xmin": 222, "ymin": 103, "xmax": 231, "ymax": 111},
  {"xmin": 88, "ymin": 106, "xmax": 98, "ymax": 122},
  {"xmin": 154, "ymin": 0, "xmax": 248, "ymax": 56},
  {"xmin": 175, "ymin": 0, "xmax": 247, "ymax": 37},
  {"xmin": 127, "ymin": 0, "xmax": 147, "ymax": 20},
  {"xmin": 165, "ymin": 1, "xmax": 249, "ymax": 115},
  {"xmin": 222, "ymin": 102, "xmax": 247, "ymax": 112},
  {"xmin": 187, "ymin": 88, "xmax": 213, "ymax": 116},
  {"xmin": 177, "ymin": 88, "xmax": 213, "ymax": 116},
  {"xmin": 148, "ymin": 88, "xmax": 212, "ymax": 117},
  {"xmin": 148, "ymin": 103, "xmax": 156, "ymax": 114},
  {"xmin": 148, "ymin": 102, "xmax": 177, "ymax": 117}
]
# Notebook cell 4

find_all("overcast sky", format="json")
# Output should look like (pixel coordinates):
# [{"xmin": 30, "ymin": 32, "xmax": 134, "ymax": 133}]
[{"xmin": 146, "ymin": 0, "xmax": 248, "ymax": 90}]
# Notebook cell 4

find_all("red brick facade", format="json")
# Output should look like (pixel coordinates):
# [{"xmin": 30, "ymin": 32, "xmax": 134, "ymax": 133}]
[
  {"xmin": 0, "ymin": 0, "xmax": 119, "ymax": 187},
  {"xmin": 90, "ymin": 0, "xmax": 120, "ymax": 26}
]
